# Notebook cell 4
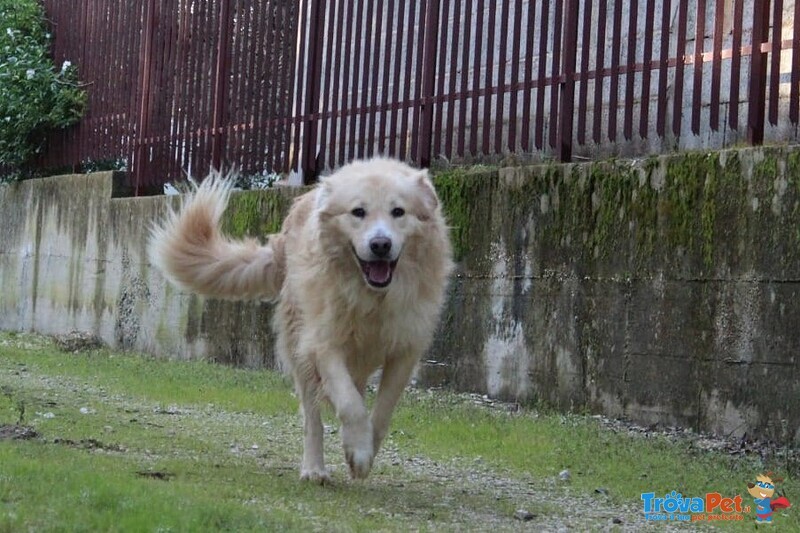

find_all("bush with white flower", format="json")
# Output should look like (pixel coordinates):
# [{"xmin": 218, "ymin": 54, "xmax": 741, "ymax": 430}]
[{"xmin": 0, "ymin": 0, "xmax": 86, "ymax": 179}]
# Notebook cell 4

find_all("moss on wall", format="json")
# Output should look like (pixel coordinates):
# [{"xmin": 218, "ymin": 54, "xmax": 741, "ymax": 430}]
[
  {"xmin": 441, "ymin": 153, "xmax": 724, "ymax": 274},
  {"xmin": 787, "ymin": 149, "xmax": 800, "ymax": 243},
  {"xmin": 433, "ymin": 170, "xmax": 496, "ymax": 262},
  {"xmin": 222, "ymin": 189, "xmax": 294, "ymax": 239},
  {"xmin": 661, "ymin": 152, "xmax": 719, "ymax": 269}
]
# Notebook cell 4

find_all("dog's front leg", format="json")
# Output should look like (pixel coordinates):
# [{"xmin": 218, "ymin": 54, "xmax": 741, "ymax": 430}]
[
  {"xmin": 295, "ymin": 371, "xmax": 330, "ymax": 484},
  {"xmin": 317, "ymin": 352, "xmax": 374, "ymax": 479},
  {"xmin": 371, "ymin": 354, "xmax": 418, "ymax": 454}
]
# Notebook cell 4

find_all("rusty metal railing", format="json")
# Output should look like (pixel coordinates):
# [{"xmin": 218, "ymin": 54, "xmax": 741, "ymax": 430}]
[{"xmin": 34, "ymin": 1, "xmax": 800, "ymax": 192}]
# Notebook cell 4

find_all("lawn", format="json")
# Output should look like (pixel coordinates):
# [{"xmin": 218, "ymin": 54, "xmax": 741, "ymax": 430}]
[{"xmin": 0, "ymin": 332, "xmax": 795, "ymax": 531}]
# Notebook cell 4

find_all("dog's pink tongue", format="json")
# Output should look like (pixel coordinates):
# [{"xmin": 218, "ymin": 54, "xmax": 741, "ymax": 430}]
[{"xmin": 367, "ymin": 261, "xmax": 391, "ymax": 284}]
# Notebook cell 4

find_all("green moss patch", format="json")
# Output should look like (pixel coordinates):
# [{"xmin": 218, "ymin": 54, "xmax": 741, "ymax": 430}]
[
  {"xmin": 222, "ymin": 189, "xmax": 295, "ymax": 239},
  {"xmin": 428, "ymin": 150, "xmax": 771, "ymax": 274}
]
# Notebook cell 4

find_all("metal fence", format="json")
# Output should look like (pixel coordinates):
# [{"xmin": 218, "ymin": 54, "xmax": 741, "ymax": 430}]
[
  {"xmin": 36, "ymin": 0, "xmax": 800, "ymax": 192},
  {"xmin": 39, "ymin": 0, "xmax": 299, "ymax": 193}
]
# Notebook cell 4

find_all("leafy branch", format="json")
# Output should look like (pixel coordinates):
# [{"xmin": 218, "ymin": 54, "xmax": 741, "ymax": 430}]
[{"xmin": 0, "ymin": 0, "xmax": 87, "ymax": 180}]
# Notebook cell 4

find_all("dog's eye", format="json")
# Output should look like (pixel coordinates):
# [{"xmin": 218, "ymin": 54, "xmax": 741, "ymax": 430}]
[
  {"xmin": 351, "ymin": 207, "xmax": 366, "ymax": 218},
  {"xmin": 391, "ymin": 207, "xmax": 405, "ymax": 218}
]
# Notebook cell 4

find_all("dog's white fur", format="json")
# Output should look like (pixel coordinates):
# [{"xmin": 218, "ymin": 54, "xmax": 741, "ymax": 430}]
[{"xmin": 150, "ymin": 158, "xmax": 453, "ymax": 483}]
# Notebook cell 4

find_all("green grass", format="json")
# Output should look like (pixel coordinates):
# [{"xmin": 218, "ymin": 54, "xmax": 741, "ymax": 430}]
[
  {"xmin": 0, "ymin": 332, "xmax": 796, "ymax": 531},
  {"xmin": 395, "ymin": 397, "xmax": 797, "ymax": 506},
  {"xmin": 1, "ymin": 445, "xmax": 301, "ymax": 531},
  {"xmin": 0, "ymin": 334, "xmax": 296, "ymax": 415}
]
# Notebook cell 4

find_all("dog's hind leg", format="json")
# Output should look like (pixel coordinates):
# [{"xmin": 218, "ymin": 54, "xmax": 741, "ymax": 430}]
[
  {"xmin": 371, "ymin": 354, "xmax": 417, "ymax": 454},
  {"xmin": 316, "ymin": 352, "xmax": 374, "ymax": 480},
  {"xmin": 296, "ymin": 373, "xmax": 329, "ymax": 484}
]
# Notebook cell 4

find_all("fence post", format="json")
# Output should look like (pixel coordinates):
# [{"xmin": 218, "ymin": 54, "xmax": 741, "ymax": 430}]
[
  {"xmin": 133, "ymin": 0, "xmax": 157, "ymax": 196},
  {"xmin": 300, "ymin": 0, "xmax": 326, "ymax": 183},
  {"xmin": 211, "ymin": 0, "xmax": 232, "ymax": 172},
  {"xmin": 557, "ymin": 0, "xmax": 579, "ymax": 162},
  {"xmin": 417, "ymin": 0, "xmax": 441, "ymax": 168},
  {"xmin": 747, "ymin": 0, "xmax": 771, "ymax": 145}
]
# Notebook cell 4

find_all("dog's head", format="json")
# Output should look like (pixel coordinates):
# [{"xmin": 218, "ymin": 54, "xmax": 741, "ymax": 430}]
[{"xmin": 315, "ymin": 158, "xmax": 439, "ymax": 290}]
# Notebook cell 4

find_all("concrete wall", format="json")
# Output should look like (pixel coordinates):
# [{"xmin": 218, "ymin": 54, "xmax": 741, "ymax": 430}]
[
  {"xmin": 2, "ymin": 146, "xmax": 799, "ymax": 444},
  {"xmin": 0, "ymin": 173, "xmax": 299, "ymax": 366},
  {"xmin": 426, "ymin": 146, "xmax": 800, "ymax": 446}
]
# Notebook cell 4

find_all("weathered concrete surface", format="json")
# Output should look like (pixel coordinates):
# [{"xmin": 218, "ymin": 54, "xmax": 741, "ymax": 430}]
[
  {"xmin": 426, "ymin": 146, "xmax": 800, "ymax": 445},
  {"xmin": 1, "ymin": 147, "xmax": 799, "ymax": 444},
  {"xmin": 0, "ymin": 172, "xmax": 299, "ymax": 367}
]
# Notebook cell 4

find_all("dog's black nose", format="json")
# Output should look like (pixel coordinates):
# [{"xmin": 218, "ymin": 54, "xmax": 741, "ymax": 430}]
[{"xmin": 369, "ymin": 237, "xmax": 392, "ymax": 258}]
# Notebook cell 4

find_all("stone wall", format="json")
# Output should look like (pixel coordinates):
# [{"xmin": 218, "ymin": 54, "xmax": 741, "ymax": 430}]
[{"xmin": 1, "ymin": 146, "xmax": 798, "ymax": 444}]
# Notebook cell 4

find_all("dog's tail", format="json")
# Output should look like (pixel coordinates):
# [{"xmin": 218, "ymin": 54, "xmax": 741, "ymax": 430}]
[{"xmin": 148, "ymin": 174, "xmax": 285, "ymax": 301}]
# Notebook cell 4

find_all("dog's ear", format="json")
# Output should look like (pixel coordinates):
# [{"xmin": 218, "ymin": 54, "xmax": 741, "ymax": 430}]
[
  {"xmin": 315, "ymin": 177, "xmax": 332, "ymax": 214},
  {"xmin": 414, "ymin": 170, "xmax": 438, "ymax": 222}
]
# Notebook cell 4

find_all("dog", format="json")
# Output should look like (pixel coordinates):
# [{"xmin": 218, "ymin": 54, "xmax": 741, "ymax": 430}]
[{"xmin": 149, "ymin": 158, "xmax": 453, "ymax": 483}]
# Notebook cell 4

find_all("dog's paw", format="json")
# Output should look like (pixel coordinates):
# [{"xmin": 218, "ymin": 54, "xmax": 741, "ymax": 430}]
[
  {"xmin": 300, "ymin": 467, "xmax": 331, "ymax": 485},
  {"xmin": 345, "ymin": 446, "xmax": 374, "ymax": 480},
  {"xmin": 342, "ymin": 420, "xmax": 374, "ymax": 480}
]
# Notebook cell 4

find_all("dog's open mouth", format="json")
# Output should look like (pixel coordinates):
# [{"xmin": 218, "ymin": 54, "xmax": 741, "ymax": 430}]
[{"xmin": 357, "ymin": 258, "xmax": 398, "ymax": 288}]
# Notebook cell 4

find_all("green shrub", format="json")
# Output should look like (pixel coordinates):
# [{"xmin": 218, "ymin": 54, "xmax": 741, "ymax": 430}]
[{"xmin": 0, "ymin": 0, "xmax": 86, "ymax": 179}]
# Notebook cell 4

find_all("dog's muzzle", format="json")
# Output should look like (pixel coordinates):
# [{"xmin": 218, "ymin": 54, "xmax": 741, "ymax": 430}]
[{"xmin": 353, "ymin": 238, "xmax": 399, "ymax": 288}]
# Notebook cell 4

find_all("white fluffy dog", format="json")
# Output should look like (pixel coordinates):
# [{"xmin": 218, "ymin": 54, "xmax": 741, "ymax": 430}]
[{"xmin": 149, "ymin": 158, "xmax": 453, "ymax": 483}]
